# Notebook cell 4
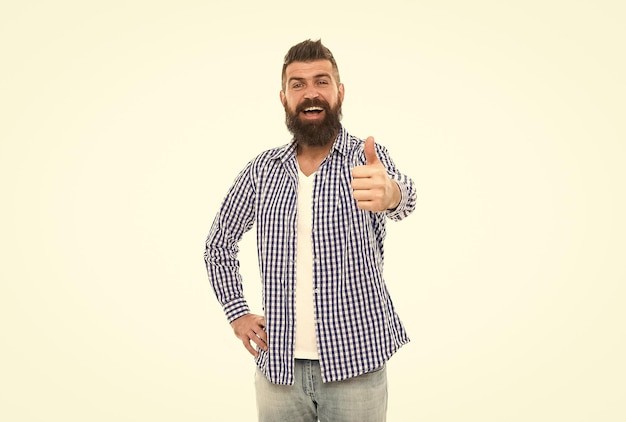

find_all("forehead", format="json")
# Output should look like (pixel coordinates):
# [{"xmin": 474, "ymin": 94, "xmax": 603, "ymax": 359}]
[{"xmin": 284, "ymin": 59, "xmax": 336, "ymax": 80}]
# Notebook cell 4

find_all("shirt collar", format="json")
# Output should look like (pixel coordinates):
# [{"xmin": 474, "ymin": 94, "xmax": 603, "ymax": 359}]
[{"xmin": 270, "ymin": 125, "xmax": 349, "ymax": 163}]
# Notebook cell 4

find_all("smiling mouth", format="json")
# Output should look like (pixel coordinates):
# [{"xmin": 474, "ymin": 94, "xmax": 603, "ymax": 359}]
[{"xmin": 301, "ymin": 106, "xmax": 324, "ymax": 115}]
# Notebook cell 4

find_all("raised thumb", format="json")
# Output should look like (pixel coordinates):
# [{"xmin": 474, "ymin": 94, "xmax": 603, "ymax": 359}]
[{"xmin": 364, "ymin": 136, "xmax": 379, "ymax": 165}]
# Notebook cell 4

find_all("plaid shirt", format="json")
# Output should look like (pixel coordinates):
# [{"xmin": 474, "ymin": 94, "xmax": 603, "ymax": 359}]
[{"xmin": 205, "ymin": 126, "xmax": 416, "ymax": 385}]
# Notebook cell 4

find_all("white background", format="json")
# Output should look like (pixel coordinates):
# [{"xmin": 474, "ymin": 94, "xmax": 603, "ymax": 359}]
[{"xmin": 1, "ymin": 1, "xmax": 624, "ymax": 420}]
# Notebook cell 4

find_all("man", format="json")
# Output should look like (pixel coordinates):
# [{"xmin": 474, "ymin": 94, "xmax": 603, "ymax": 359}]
[{"xmin": 205, "ymin": 39, "xmax": 416, "ymax": 421}]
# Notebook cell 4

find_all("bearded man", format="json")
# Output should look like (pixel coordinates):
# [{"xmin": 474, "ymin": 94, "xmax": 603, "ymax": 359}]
[{"xmin": 204, "ymin": 39, "xmax": 416, "ymax": 422}]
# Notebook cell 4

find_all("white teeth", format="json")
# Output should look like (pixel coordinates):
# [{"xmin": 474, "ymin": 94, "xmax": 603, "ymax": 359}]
[{"xmin": 304, "ymin": 107, "xmax": 323, "ymax": 111}]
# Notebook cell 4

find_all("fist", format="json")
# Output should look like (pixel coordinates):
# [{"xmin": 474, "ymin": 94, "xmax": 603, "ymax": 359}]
[{"xmin": 351, "ymin": 137, "xmax": 401, "ymax": 212}]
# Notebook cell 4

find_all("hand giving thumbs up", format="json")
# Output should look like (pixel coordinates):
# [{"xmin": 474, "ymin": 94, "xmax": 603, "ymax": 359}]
[{"xmin": 351, "ymin": 137, "xmax": 401, "ymax": 212}]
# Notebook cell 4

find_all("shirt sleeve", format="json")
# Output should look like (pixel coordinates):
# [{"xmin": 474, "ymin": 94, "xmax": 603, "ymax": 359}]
[
  {"xmin": 204, "ymin": 160, "xmax": 256, "ymax": 322},
  {"xmin": 375, "ymin": 144, "xmax": 417, "ymax": 221}
]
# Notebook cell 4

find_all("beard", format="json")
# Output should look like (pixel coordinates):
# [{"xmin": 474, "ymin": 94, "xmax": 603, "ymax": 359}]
[{"xmin": 284, "ymin": 97, "xmax": 343, "ymax": 148}]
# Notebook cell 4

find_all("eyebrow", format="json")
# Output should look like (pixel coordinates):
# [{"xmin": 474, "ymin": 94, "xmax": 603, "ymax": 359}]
[{"xmin": 288, "ymin": 73, "xmax": 333, "ymax": 84}]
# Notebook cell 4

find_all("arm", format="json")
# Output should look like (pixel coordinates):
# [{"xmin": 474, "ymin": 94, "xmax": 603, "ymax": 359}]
[
  {"xmin": 351, "ymin": 137, "xmax": 417, "ymax": 220},
  {"xmin": 204, "ymin": 161, "xmax": 267, "ymax": 356}
]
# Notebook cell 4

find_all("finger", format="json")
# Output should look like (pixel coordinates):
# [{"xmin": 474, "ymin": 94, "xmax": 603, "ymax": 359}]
[
  {"xmin": 355, "ymin": 200, "xmax": 373, "ymax": 211},
  {"xmin": 352, "ymin": 177, "xmax": 384, "ymax": 191},
  {"xmin": 351, "ymin": 165, "xmax": 376, "ymax": 179},
  {"xmin": 251, "ymin": 317, "xmax": 268, "ymax": 343},
  {"xmin": 250, "ymin": 328, "xmax": 268, "ymax": 350},
  {"xmin": 353, "ymin": 162, "xmax": 387, "ymax": 178},
  {"xmin": 249, "ymin": 337, "xmax": 267, "ymax": 353},
  {"xmin": 353, "ymin": 189, "xmax": 383, "ymax": 201},
  {"xmin": 364, "ymin": 136, "xmax": 380, "ymax": 165},
  {"xmin": 355, "ymin": 200, "xmax": 382, "ymax": 212},
  {"xmin": 351, "ymin": 178, "xmax": 368, "ymax": 190},
  {"xmin": 257, "ymin": 328, "xmax": 268, "ymax": 346},
  {"xmin": 242, "ymin": 338, "xmax": 259, "ymax": 357},
  {"xmin": 352, "ymin": 187, "xmax": 374, "ymax": 200}
]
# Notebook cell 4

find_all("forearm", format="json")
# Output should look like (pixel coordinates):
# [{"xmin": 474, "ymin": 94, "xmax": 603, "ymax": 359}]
[
  {"xmin": 204, "ymin": 161, "xmax": 256, "ymax": 322},
  {"xmin": 385, "ymin": 171, "xmax": 416, "ymax": 220},
  {"xmin": 205, "ymin": 223, "xmax": 251, "ymax": 322}
]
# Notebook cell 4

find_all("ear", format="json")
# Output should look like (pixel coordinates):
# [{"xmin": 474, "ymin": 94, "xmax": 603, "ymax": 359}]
[
  {"xmin": 280, "ymin": 90, "xmax": 286, "ymax": 107},
  {"xmin": 338, "ymin": 83, "xmax": 345, "ymax": 103}
]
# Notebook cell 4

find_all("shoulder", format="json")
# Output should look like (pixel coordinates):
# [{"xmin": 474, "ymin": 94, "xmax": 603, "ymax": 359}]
[
  {"xmin": 238, "ymin": 142, "xmax": 295, "ymax": 181},
  {"xmin": 251, "ymin": 143, "xmax": 294, "ymax": 165},
  {"xmin": 336, "ymin": 127, "xmax": 364, "ymax": 161},
  {"xmin": 341, "ymin": 128, "xmax": 391, "ymax": 164}
]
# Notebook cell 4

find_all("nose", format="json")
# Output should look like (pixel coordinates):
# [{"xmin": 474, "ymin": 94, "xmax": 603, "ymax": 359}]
[{"xmin": 303, "ymin": 86, "xmax": 319, "ymax": 99}]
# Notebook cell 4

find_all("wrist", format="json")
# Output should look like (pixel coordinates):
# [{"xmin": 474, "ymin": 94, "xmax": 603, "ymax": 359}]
[{"xmin": 387, "ymin": 181, "xmax": 401, "ymax": 210}]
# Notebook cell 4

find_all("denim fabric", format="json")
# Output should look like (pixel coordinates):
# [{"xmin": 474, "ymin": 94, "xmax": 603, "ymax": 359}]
[{"xmin": 255, "ymin": 359, "xmax": 387, "ymax": 422}]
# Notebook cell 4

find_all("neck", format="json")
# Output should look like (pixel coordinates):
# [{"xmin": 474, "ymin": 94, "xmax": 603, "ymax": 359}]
[{"xmin": 296, "ymin": 139, "xmax": 334, "ymax": 176}]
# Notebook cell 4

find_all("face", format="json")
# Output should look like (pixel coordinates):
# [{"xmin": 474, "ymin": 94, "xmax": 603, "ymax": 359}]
[{"xmin": 280, "ymin": 60, "xmax": 345, "ymax": 148}]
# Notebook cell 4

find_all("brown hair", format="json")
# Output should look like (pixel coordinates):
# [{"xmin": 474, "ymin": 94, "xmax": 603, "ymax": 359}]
[{"xmin": 281, "ymin": 39, "xmax": 340, "ymax": 90}]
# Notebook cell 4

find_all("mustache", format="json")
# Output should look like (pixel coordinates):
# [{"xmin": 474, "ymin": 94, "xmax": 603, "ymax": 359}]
[{"xmin": 295, "ymin": 98, "xmax": 331, "ymax": 114}]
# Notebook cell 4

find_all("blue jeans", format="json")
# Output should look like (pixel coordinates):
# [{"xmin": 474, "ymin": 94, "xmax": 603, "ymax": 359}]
[{"xmin": 255, "ymin": 359, "xmax": 387, "ymax": 422}]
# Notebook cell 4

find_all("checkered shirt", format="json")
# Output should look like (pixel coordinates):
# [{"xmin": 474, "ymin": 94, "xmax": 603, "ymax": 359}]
[{"xmin": 205, "ymin": 126, "xmax": 416, "ymax": 384}]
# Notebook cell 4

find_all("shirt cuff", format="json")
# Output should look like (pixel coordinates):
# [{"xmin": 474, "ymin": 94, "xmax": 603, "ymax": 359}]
[
  {"xmin": 386, "ymin": 176, "xmax": 410, "ymax": 221},
  {"xmin": 223, "ymin": 297, "xmax": 251, "ymax": 323}
]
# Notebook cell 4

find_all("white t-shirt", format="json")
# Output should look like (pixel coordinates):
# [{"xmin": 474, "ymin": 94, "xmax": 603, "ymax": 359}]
[{"xmin": 294, "ymin": 166, "xmax": 319, "ymax": 359}]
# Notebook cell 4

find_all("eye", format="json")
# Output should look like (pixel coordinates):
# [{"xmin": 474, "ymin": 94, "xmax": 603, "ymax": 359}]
[
  {"xmin": 292, "ymin": 82, "xmax": 304, "ymax": 89},
  {"xmin": 317, "ymin": 80, "xmax": 329, "ymax": 85}
]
